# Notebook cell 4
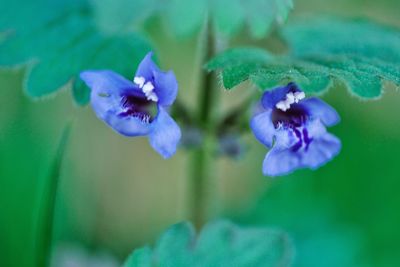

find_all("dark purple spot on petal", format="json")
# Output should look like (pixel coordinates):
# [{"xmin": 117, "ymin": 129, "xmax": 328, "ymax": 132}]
[
  {"xmin": 272, "ymin": 104, "xmax": 309, "ymax": 128},
  {"xmin": 119, "ymin": 94, "xmax": 157, "ymax": 123},
  {"xmin": 290, "ymin": 128, "xmax": 302, "ymax": 152},
  {"xmin": 302, "ymin": 128, "xmax": 313, "ymax": 151}
]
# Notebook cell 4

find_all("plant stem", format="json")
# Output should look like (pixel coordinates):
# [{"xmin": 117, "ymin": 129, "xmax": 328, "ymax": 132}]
[
  {"xmin": 188, "ymin": 22, "xmax": 218, "ymax": 229},
  {"xmin": 189, "ymin": 138, "xmax": 213, "ymax": 228},
  {"xmin": 199, "ymin": 25, "xmax": 216, "ymax": 127},
  {"xmin": 35, "ymin": 123, "xmax": 71, "ymax": 267}
]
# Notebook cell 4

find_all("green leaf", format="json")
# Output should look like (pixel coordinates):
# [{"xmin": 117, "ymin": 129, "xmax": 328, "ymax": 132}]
[
  {"xmin": 72, "ymin": 78, "xmax": 91, "ymax": 106},
  {"xmin": 165, "ymin": 0, "xmax": 207, "ymax": 38},
  {"xmin": 206, "ymin": 47, "xmax": 273, "ymax": 70},
  {"xmin": 123, "ymin": 220, "xmax": 294, "ymax": 267},
  {"xmin": 122, "ymin": 247, "xmax": 153, "ymax": 267},
  {"xmin": 90, "ymin": 0, "xmax": 293, "ymax": 39},
  {"xmin": 89, "ymin": 0, "xmax": 158, "ymax": 34},
  {"xmin": 0, "ymin": 1, "xmax": 152, "ymax": 105},
  {"xmin": 0, "ymin": 0, "xmax": 81, "ymax": 33},
  {"xmin": 242, "ymin": 0, "xmax": 294, "ymax": 39},
  {"xmin": 211, "ymin": 0, "xmax": 245, "ymax": 37},
  {"xmin": 35, "ymin": 123, "xmax": 72, "ymax": 267},
  {"xmin": 206, "ymin": 18, "xmax": 400, "ymax": 98}
]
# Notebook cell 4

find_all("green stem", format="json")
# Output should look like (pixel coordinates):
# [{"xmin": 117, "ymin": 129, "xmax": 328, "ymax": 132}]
[
  {"xmin": 35, "ymin": 123, "xmax": 71, "ymax": 267},
  {"xmin": 188, "ymin": 22, "xmax": 218, "ymax": 228},
  {"xmin": 199, "ymin": 27, "xmax": 216, "ymax": 127},
  {"xmin": 189, "ymin": 139, "xmax": 212, "ymax": 228}
]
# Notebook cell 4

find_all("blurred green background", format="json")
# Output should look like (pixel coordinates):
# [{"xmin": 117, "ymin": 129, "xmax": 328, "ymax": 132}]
[{"xmin": 0, "ymin": 0, "xmax": 399, "ymax": 266}]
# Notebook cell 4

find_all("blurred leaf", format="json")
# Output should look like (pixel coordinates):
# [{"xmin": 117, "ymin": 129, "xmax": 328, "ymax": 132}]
[
  {"xmin": 238, "ymin": 0, "xmax": 293, "ymax": 38},
  {"xmin": 72, "ymin": 78, "xmax": 91, "ymax": 106},
  {"xmin": 206, "ymin": 18, "xmax": 400, "ymax": 98},
  {"xmin": 123, "ymin": 220, "xmax": 294, "ymax": 267},
  {"xmin": 91, "ymin": 0, "xmax": 293, "ymax": 38},
  {"xmin": 165, "ymin": 0, "xmax": 208, "ymax": 38},
  {"xmin": 35, "ymin": 123, "xmax": 72, "ymax": 267},
  {"xmin": 212, "ymin": 0, "xmax": 294, "ymax": 39},
  {"xmin": 206, "ymin": 47, "xmax": 273, "ymax": 70},
  {"xmin": 211, "ymin": 0, "xmax": 245, "ymax": 37},
  {"xmin": 0, "ymin": 0, "xmax": 81, "ymax": 33},
  {"xmin": 123, "ymin": 247, "xmax": 153, "ymax": 267},
  {"xmin": 89, "ymin": 0, "xmax": 158, "ymax": 33},
  {"xmin": 0, "ymin": 0, "xmax": 152, "ymax": 105}
]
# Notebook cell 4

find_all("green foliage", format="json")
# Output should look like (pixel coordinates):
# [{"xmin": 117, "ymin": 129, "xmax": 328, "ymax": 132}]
[
  {"xmin": 0, "ymin": 69, "xmax": 75, "ymax": 267},
  {"xmin": 206, "ymin": 18, "xmax": 400, "ymax": 98},
  {"xmin": 0, "ymin": 0, "xmax": 80, "ymax": 33},
  {"xmin": 123, "ymin": 220, "xmax": 294, "ymax": 267},
  {"xmin": 165, "ymin": 0, "xmax": 207, "ymax": 38},
  {"xmin": 210, "ymin": 0, "xmax": 294, "ymax": 38},
  {"xmin": 35, "ymin": 123, "xmax": 71, "ymax": 267},
  {"xmin": 90, "ymin": 0, "xmax": 158, "ymax": 33},
  {"xmin": 0, "ymin": 70, "xmax": 37, "ymax": 267},
  {"xmin": 91, "ymin": 0, "xmax": 293, "ymax": 38},
  {"xmin": 0, "ymin": 0, "xmax": 152, "ymax": 105}
]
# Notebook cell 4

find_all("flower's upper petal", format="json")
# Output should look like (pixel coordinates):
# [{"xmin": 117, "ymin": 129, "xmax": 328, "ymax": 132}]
[
  {"xmin": 149, "ymin": 107, "xmax": 181, "ymax": 158},
  {"xmin": 250, "ymin": 110, "xmax": 275, "ymax": 148},
  {"xmin": 135, "ymin": 52, "xmax": 160, "ymax": 81},
  {"xmin": 80, "ymin": 70, "xmax": 136, "ymax": 96},
  {"xmin": 262, "ymin": 82, "xmax": 301, "ymax": 109},
  {"xmin": 80, "ymin": 70, "xmax": 150, "ymax": 136},
  {"xmin": 153, "ymin": 70, "xmax": 178, "ymax": 106},
  {"xmin": 301, "ymin": 97, "xmax": 340, "ymax": 127}
]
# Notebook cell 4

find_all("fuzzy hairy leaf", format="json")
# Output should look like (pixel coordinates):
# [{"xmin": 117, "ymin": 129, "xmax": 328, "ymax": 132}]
[
  {"xmin": 91, "ymin": 0, "xmax": 293, "ymax": 38},
  {"xmin": 0, "ymin": 0, "xmax": 152, "ymax": 105},
  {"xmin": 206, "ymin": 18, "xmax": 400, "ymax": 98},
  {"xmin": 122, "ymin": 220, "xmax": 294, "ymax": 267}
]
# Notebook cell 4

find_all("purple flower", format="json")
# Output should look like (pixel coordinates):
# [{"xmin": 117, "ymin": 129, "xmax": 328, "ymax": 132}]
[
  {"xmin": 250, "ymin": 83, "xmax": 341, "ymax": 176},
  {"xmin": 80, "ymin": 52, "xmax": 181, "ymax": 158}
]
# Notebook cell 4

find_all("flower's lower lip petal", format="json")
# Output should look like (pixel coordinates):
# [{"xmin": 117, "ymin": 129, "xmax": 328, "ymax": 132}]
[
  {"xmin": 250, "ymin": 110, "xmax": 275, "ymax": 148},
  {"xmin": 301, "ymin": 132, "xmax": 341, "ymax": 169},
  {"xmin": 263, "ymin": 132, "xmax": 341, "ymax": 177},
  {"xmin": 301, "ymin": 97, "xmax": 340, "ymax": 126},
  {"xmin": 263, "ymin": 147, "xmax": 301, "ymax": 177},
  {"xmin": 103, "ymin": 111, "xmax": 151, "ymax": 136},
  {"xmin": 148, "ymin": 107, "xmax": 181, "ymax": 158}
]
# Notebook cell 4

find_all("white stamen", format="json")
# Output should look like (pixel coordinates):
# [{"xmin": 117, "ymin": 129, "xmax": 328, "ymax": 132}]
[
  {"xmin": 147, "ymin": 93, "xmax": 159, "ymax": 102},
  {"xmin": 134, "ymin": 76, "xmax": 145, "ymax": 88},
  {"xmin": 285, "ymin": 92, "xmax": 295, "ymax": 105},
  {"xmin": 141, "ymin": 81, "xmax": 158, "ymax": 102},
  {"xmin": 294, "ymin": 91, "xmax": 305, "ymax": 103},
  {"xmin": 133, "ymin": 77, "xmax": 159, "ymax": 103},
  {"xmin": 276, "ymin": 101, "xmax": 289, "ymax": 111},
  {"xmin": 142, "ymin": 81, "xmax": 154, "ymax": 93},
  {"xmin": 275, "ymin": 91, "xmax": 306, "ymax": 111}
]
